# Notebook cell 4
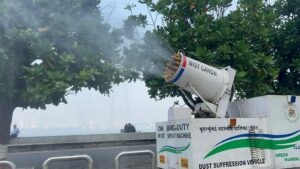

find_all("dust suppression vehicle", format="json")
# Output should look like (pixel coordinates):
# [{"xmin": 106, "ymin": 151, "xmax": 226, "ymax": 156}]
[{"xmin": 156, "ymin": 52, "xmax": 300, "ymax": 169}]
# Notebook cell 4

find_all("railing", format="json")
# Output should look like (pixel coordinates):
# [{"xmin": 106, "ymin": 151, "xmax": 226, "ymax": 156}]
[
  {"xmin": 0, "ymin": 161, "xmax": 16, "ymax": 169},
  {"xmin": 115, "ymin": 150, "xmax": 155, "ymax": 169},
  {"xmin": 42, "ymin": 154, "xmax": 93, "ymax": 169}
]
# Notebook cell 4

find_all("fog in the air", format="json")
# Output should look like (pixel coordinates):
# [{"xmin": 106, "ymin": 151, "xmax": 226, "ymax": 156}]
[{"xmin": 11, "ymin": 0, "xmax": 182, "ymax": 136}]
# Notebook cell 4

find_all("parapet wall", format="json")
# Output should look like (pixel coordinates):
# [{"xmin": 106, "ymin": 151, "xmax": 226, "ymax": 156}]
[{"xmin": 8, "ymin": 132, "xmax": 156, "ymax": 153}]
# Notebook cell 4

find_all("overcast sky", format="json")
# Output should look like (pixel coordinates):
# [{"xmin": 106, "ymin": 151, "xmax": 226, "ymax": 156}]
[{"xmin": 12, "ymin": 0, "xmax": 182, "ymax": 136}]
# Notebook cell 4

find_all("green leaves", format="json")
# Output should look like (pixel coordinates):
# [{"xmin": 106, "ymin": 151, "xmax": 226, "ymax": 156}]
[
  {"xmin": 0, "ymin": 0, "xmax": 138, "ymax": 109},
  {"xmin": 125, "ymin": 0, "xmax": 300, "ymax": 100},
  {"xmin": 123, "ymin": 14, "xmax": 148, "ymax": 39},
  {"xmin": 271, "ymin": 0, "xmax": 300, "ymax": 95},
  {"xmin": 237, "ymin": 71, "xmax": 247, "ymax": 78}
]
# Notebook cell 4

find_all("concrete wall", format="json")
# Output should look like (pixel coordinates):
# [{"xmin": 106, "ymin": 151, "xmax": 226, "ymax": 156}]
[{"xmin": 8, "ymin": 132, "xmax": 156, "ymax": 153}]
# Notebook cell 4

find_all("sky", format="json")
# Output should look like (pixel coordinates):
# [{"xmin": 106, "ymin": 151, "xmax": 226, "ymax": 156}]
[{"xmin": 11, "ymin": 0, "xmax": 182, "ymax": 137}]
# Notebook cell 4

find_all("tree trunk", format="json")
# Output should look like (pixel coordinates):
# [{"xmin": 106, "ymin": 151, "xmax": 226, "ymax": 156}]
[{"xmin": 0, "ymin": 103, "xmax": 15, "ymax": 160}]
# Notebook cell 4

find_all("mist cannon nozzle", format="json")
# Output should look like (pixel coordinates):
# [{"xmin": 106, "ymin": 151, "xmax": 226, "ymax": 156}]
[
  {"xmin": 164, "ymin": 52, "xmax": 236, "ymax": 118},
  {"xmin": 164, "ymin": 53, "xmax": 183, "ymax": 82}
]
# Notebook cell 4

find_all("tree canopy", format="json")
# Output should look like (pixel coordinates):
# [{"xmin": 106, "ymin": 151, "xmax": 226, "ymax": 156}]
[
  {"xmin": 0, "ymin": 0, "xmax": 136, "ymax": 145},
  {"xmin": 125, "ymin": 0, "xmax": 300, "ymax": 100},
  {"xmin": 273, "ymin": 0, "xmax": 300, "ymax": 95}
]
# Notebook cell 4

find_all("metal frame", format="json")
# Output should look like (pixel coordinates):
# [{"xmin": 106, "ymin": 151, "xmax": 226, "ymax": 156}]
[
  {"xmin": 115, "ymin": 150, "xmax": 155, "ymax": 169},
  {"xmin": 0, "ymin": 161, "xmax": 16, "ymax": 169},
  {"xmin": 42, "ymin": 154, "xmax": 93, "ymax": 169}
]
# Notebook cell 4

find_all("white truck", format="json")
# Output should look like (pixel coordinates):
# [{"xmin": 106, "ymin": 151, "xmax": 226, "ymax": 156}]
[{"xmin": 157, "ymin": 52, "xmax": 300, "ymax": 169}]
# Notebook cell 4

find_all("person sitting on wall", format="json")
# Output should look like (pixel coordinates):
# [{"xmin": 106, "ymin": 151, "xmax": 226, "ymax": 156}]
[
  {"xmin": 128, "ymin": 123, "xmax": 136, "ymax": 133},
  {"xmin": 10, "ymin": 124, "xmax": 20, "ymax": 139},
  {"xmin": 124, "ymin": 123, "xmax": 129, "ymax": 133},
  {"xmin": 124, "ymin": 123, "xmax": 136, "ymax": 133}
]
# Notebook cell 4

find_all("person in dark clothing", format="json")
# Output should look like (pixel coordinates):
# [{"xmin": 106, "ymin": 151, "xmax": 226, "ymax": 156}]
[
  {"xmin": 124, "ymin": 123, "xmax": 136, "ymax": 133},
  {"xmin": 124, "ymin": 123, "xmax": 130, "ymax": 133},
  {"xmin": 128, "ymin": 123, "xmax": 136, "ymax": 133}
]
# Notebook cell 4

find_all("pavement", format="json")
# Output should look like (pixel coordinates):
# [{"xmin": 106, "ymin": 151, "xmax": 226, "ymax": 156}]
[{"xmin": 6, "ymin": 144, "xmax": 158, "ymax": 169}]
